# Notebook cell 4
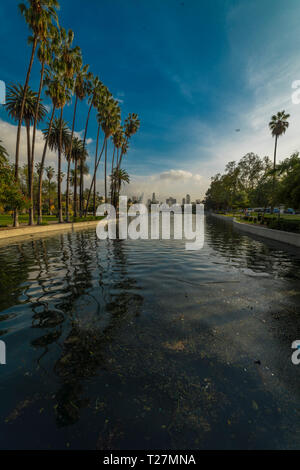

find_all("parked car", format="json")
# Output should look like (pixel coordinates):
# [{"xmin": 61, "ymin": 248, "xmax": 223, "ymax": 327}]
[{"xmin": 284, "ymin": 208, "xmax": 295, "ymax": 214}]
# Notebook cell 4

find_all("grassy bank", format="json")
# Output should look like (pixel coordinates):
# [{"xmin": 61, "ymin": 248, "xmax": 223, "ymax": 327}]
[{"xmin": 0, "ymin": 214, "xmax": 104, "ymax": 228}]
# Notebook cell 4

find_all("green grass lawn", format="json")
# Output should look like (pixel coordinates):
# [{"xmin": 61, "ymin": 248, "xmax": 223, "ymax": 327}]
[
  {"xmin": 0, "ymin": 214, "xmax": 58, "ymax": 227},
  {"xmin": 0, "ymin": 214, "xmax": 104, "ymax": 228}
]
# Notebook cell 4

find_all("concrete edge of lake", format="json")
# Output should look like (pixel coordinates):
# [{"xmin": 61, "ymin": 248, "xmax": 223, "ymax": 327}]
[
  {"xmin": 210, "ymin": 212, "xmax": 300, "ymax": 248},
  {"xmin": 0, "ymin": 219, "xmax": 106, "ymax": 241}
]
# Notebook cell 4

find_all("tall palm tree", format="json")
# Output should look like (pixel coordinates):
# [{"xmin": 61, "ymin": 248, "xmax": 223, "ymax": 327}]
[
  {"xmin": 62, "ymin": 45, "xmax": 83, "ymax": 222},
  {"xmin": 5, "ymin": 84, "xmax": 47, "ymax": 223},
  {"xmin": 43, "ymin": 116, "xmax": 70, "ymax": 221},
  {"xmin": 84, "ymin": 94, "xmax": 120, "ymax": 213},
  {"xmin": 79, "ymin": 75, "xmax": 104, "ymax": 215},
  {"xmin": 37, "ymin": 68, "xmax": 65, "ymax": 224},
  {"xmin": 118, "ymin": 113, "xmax": 140, "ymax": 169},
  {"xmin": 45, "ymin": 165, "xmax": 55, "ymax": 214},
  {"xmin": 71, "ymin": 64, "xmax": 91, "ymax": 217},
  {"xmin": 99, "ymin": 97, "xmax": 121, "ymax": 203},
  {"xmin": 110, "ymin": 168, "xmax": 130, "ymax": 211},
  {"xmin": 92, "ymin": 120, "xmax": 101, "ymax": 216},
  {"xmin": 53, "ymin": 28, "xmax": 79, "ymax": 222},
  {"xmin": 110, "ymin": 168, "xmax": 130, "ymax": 194},
  {"xmin": 14, "ymin": 0, "xmax": 59, "ymax": 227},
  {"xmin": 111, "ymin": 127, "xmax": 125, "ymax": 206},
  {"xmin": 269, "ymin": 110, "xmax": 290, "ymax": 211},
  {"xmin": 30, "ymin": 25, "xmax": 60, "ymax": 224},
  {"xmin": 84, "ymin": 114, "xmax": 106, "ymax": 216},
  {"xmin": 69, "ymin": 137, "xmax": 87, "ymax": 216}
]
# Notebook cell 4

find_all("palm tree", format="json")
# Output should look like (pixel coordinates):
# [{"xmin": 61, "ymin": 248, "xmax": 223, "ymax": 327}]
[
  {"xmin": 69, "ymin": 137, "xmax": 87, "ymax": 216},
  {"xmin": 30, "ymin": 26, "xmax": 60, "ymax": 224},
  {"xmin": 84, "ymin": 94, "xmax": 120, "ymax": 213},
  {"xmin": 83, "ymin": 114, "xmax": 105, "ymax": 216},
  {"xmin": 118, "ymin": 113, "xmax": 140, "ymax": 168},
  {"xmin": 43, "ymin": 116, "xmax": 70, "ymax": 221},
  {"xmin": 99, "ymin": 97, "xmax": 121, "ymax": 202},
  {"xmin": 70, "ymin": 64, "xmax": 91, "ymax": 217},
  {"xmin": 92, "ymin": 120, "xmax": 102, "ymax": 216},
  {"xmin": 110, "ymin": 168, "xmax": 130, "ymax": 208},
  {"xmin": 45, "ymin": 166, "xmax": 55, "ymax": 214},
  {"xmin": 111, "ymin": 127, "xmax": 125, "ymax": 206},
  {"xmin": 54, "ymin": 28, "xmax": 79, "ymax": 222},
  {"xmin": 62, "ymin": 45, "xmax": 83, "ymax": 222},
  {"xmin": 14, "ymin": 0, "xmax": 59, "ymax": 227},
  {"xmin": 79, "ymin": 75, "xmax": 104, "ymax": 215},
  {"xmin": 5, "ymin": 84, "xmax": 47, "ymax": 223},
  {"xmin": 269, "ymin": 110, "xmax": 290, "ymax": 211},
  {"xmin": 37, "ymin": 68, "xmax": 65, "ymax": 224}
]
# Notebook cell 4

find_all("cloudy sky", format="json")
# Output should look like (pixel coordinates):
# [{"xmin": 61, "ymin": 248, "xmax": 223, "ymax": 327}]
[{"xmin": 1, "ymin": 0, "xmax": 300, "ymax": 203}]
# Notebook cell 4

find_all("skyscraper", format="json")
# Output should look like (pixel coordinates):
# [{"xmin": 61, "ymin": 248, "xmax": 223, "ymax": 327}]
[{"xmin": 186, "ymin": 194, "xmax": 191, "ymax": 204}]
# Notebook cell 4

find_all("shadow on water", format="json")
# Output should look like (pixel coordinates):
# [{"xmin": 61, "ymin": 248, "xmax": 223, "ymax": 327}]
[{"xmin": 0, "ymin": 218, "xmax": 300, "ymax": 449}]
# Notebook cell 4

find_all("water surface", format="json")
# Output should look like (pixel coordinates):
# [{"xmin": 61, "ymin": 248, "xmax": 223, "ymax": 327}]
[{"xmin": 0, "ymin": 216, "xmax": 300, "ymax": 449}]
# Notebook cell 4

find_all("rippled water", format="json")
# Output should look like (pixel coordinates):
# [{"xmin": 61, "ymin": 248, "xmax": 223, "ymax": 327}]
[{"xmin": 0, "ymin": 216, "xmax": 300, "ymax": 449}]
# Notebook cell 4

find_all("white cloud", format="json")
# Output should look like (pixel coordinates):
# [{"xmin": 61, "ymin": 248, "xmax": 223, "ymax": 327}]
[{"xmin": 0, "ymin": 118, "xmax": 58, "ymax": 169}]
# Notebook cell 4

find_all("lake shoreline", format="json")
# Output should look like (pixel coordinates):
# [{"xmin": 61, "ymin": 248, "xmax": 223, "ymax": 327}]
[
  {"xmin": 210, "ymin": 213, "xmax": 300, "ymax": 248},
  {"xmin": 0, "ymin": 219, "xmax": 105, "ymax": 241}
]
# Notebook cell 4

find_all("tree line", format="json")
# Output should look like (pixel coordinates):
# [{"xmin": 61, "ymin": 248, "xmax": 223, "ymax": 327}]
[
  {"xmin": 0, "ymin": 0, "xmax": 140, "ymax": 227},
  {"xmin": 204, "ymin": 111, "xmax": 300, "ymax": 211}
]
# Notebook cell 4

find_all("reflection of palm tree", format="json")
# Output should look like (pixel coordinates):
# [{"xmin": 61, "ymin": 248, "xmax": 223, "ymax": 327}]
[{"xmin": 50, "ymin": 233, "xmax": 142, "ymax": 428}]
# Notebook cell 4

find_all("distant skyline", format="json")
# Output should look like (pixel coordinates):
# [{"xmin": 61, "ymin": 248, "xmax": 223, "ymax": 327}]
[{"xmin": 1, "ymin": 0, "xmax": 300, "ymax": 201}]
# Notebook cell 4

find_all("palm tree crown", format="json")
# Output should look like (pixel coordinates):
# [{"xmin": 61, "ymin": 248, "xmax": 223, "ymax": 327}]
[
  {"xmin": 269, "ymin": 110, "xmax": 290, "ymax": 138},
  {"xmin": 5, "ymin": 84, "xmax": 47, "ymax": 124},
  {"xmin": 43, "ymin": 117, "xmax": 70, "ymax": 153}
]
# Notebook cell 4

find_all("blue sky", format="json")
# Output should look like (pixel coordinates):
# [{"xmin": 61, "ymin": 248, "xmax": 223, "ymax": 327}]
[{"xmin": 1, "ymin": 0, "xmax": 300, "ymax": 201}]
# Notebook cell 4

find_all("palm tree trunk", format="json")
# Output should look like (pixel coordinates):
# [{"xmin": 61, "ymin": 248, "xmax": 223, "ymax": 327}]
[
  {"xmin": 48, "ymin": 179, "xmax": 51, "ymax": 215},
  {"xmin": 26, "ymin": 121, "xmax": 31, "ymax": 197},
  {"xmin": 93, "ymin": 122, "xmax": 101, "ymax": 217},
  {"xmin": 26, "ymin": 120, "xmax": 35, "ymax": 225},
  {"xmin": 117, "ymin": 137, "xmax": 129, "ymax": 170},
  {"xmin": 110, "ymin": 146, "xmax": 116, "ymax": 205},
  {"xmin": 74, "ymin": 159, "xmax": 78, "ymax": 217},
  {"xmin": 271, "ymin": 134, "xmax": 278, "ymax": 214},
  {"xmin": 113, "ymin": 148, "xmax": 120, "ymax": 206},
  {"xmin": 104, "ymin": 140, "xmax": 108, "ymax": 203},
  {"xmin": 66, "ymin": 96, "xmax": 78, "ymax": 222},
  {"xmin": 37, "ymin": 105, "xmax": 56, "ymax": 225},
  {"xmin": 80, "ymin": 101, "xmax": 93, "ymax": 216},
  {"xmin": 30, "ymin": 60, "xmax": 45, "ymax": 226},
  {"xmin": 66, "ymin": 159, "xmax": 71, "ymax": 221},
  {"xmin": 84, "ymin": 138, "xmax": 106, "ymax": 216},
  {"xmin": 13, "ymin": 36, "xmax": 38, "ymax": 228},
  {"xmin": 58, "ymin": 107, "xmax": 64, "ymax": 223}
]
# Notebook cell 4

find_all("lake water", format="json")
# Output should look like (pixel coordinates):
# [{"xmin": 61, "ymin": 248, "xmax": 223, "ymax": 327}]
[{"xmin": 0, "ymin": 216, "xmax": 300, "ymax": 449}]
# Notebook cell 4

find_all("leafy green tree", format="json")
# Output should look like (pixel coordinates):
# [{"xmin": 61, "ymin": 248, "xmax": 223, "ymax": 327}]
[{"xmin": 0, "ymin": 140, "xmax": 28, "ymax": 212}]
